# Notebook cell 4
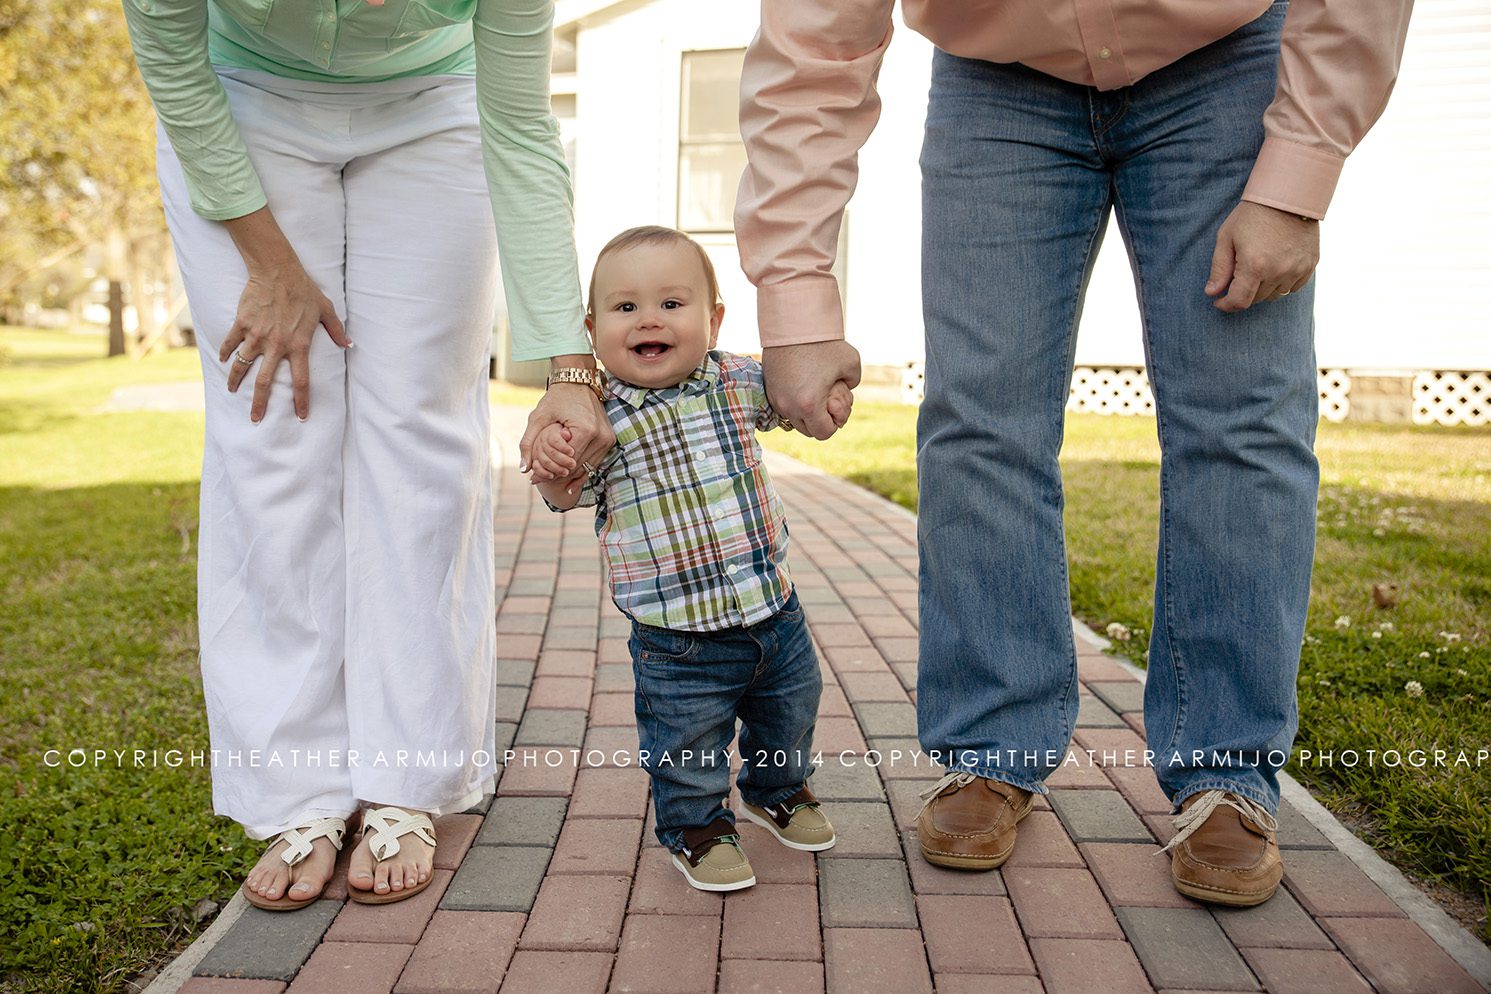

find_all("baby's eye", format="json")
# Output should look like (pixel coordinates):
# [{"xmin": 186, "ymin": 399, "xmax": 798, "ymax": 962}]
[
  {"xmin": 616, "ymin": 302, "xmax": 635, "ymax": 312},
  {"xmin": 662, "ymin": 299, "xmax": 682, "ymax": 309}
]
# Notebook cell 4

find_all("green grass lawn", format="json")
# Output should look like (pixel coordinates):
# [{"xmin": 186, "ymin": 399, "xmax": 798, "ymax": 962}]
[
  {"xmin": 0, "ymin": 328, "xmax": 228, "ymax": 993},
  {"xmin": 763, "ymin": 399, "xmax": 1491, "ymax": 939}
]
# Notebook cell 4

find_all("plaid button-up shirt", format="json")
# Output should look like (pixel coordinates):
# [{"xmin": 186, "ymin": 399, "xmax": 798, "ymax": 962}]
[{"xmin": 550, "ymin": 351, "xmax": 792, "ymax": 632}]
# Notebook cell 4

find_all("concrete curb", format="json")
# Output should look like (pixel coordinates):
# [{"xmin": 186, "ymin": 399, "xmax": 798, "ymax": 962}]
[{"xmin": 139, "ymin": 893, "xmax": 250, "ymax": 994}]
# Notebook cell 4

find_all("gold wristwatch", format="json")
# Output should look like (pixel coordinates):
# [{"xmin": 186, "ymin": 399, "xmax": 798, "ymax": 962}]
[{"xmin": 546, "ymin": 366, "xmax": 607, "ymax": 401}]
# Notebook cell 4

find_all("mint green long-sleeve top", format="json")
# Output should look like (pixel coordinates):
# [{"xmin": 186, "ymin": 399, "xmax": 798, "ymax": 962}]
[{"xmin": 121, "ymin": 0, "xmax": 588, "ymax": 360}]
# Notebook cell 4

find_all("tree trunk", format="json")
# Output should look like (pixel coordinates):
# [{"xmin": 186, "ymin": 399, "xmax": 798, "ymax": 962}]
[{"xmin": 105, "ymin": 227, "xmax": 128, "ymax": 357}]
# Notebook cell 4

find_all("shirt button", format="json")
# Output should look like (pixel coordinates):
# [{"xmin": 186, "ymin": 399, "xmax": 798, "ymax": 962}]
[
  {"xmin": 726, "ymin": 564, "xmax": 740, "ymax": 576},
  {"xmin": 1099, "ymin": 47, "xmax": 1112, "ymax": 60},
  {"xmin": 322, "ymin": 41, "xmax": 331, "ymax": 49}
]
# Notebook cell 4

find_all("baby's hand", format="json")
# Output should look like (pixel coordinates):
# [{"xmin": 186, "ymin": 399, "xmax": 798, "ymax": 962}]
[
  {"xmin": 527, "ymin": 423, "xmax": 577, "ymax": 481},
  {"xmin": 826, "ymin": 381, "xmax": 854, "ymax": 431}
]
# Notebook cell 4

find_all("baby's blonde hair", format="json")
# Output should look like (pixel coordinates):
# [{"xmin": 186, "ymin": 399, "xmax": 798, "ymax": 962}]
[{"xmin": 585, "ymin": 225, "xmax": 722, "ymax": 320}]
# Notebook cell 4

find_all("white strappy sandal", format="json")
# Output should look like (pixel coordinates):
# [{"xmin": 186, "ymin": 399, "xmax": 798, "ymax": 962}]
[
  {"xmin": 241, "ymin": 816, "xmax": 347, "ymax": 911},
  {"xmin": 347, "ymin": 805, "xmax": 438, "ymax": 905}
]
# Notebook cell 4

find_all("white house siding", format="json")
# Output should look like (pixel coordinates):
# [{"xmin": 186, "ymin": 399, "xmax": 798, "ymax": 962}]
[{"xmin": 1313, "ymin": 0, "xmax": 1491, "ymax": 373}]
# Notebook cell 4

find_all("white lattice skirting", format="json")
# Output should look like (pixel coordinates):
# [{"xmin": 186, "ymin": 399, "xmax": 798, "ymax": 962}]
[
  {"xmin": 900, "ymin": 364, "xmax": 1162, "ymax": 414},
  {"xmin": 1413, "ymin": 372, "xmax": 1490, "ymax": 427},
  {"xmin": 1318, "ymin": 369, "xmax": 1351, "ymax": 423},
  {"xmin": 1067, "ymin": 367, "xmax": 1155, "ymax": 415},
  {"xmin": 898, "ymin": 364, "xmax": 1486, "ymax": 424}
]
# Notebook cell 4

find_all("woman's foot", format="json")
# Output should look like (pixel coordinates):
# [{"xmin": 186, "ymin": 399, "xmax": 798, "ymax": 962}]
[
  {"xmin": 244, "ymin": 833, "xmax": 338, "ymax": 905},
  {"xmin": 348, "ymin": 805, "xmax": 436, "ymax": 899}
]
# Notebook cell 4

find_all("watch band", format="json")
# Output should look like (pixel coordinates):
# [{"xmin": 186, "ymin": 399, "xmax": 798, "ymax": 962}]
[{"xmin": 546, "ymin": 366, "xmax": 606, "ymax": 401}]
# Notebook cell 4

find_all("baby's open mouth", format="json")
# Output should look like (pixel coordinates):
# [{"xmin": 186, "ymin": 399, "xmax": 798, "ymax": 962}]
[{"xmin": 632, "ymin": 342, "xmax": 672, "ymax": 358}]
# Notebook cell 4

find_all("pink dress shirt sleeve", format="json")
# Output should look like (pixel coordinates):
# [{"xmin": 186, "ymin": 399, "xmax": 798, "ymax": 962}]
[
  {"xmin": 735, "ymin": 0, "xmax": 896, "ymax": 348},
  {"xmin": 1243, "ymin": 0, "xmax": 1414, "ymax": 219}
]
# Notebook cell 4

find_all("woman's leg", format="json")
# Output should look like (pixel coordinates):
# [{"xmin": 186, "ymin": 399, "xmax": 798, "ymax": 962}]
[
  {"xmin": 339, "ymin": 77, "xmax": 501, "ymax": 895},
  {"xmin": 156, "ymin": 76, "xmax": 357, "ymax": 901}
]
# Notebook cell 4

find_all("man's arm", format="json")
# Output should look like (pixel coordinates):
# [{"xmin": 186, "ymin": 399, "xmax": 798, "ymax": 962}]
[
  {"xmin": 735, "ymin": 0, "xmax": 895, "ymax": 437},
  {"xmin": 1210, "ymin": 0, "xmax": 1414, "ymax": 312},
  {"xmin": 1244, "ymin": 0, "xmax": 1415, "ymax": 220}
]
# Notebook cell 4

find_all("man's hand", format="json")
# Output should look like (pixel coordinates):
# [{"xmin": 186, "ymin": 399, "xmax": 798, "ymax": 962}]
[
  {"xmin": 1206, "ymin": 202, "xmax": 1320, "ymax": 313},
  {"xmin": 762, "ymin": 341, "xmax": 861, "ymax": 440}
]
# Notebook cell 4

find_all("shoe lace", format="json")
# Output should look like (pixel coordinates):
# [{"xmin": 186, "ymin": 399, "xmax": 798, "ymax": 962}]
[
  {"xmin": 685, "ymin": 833, "xmax": 742, "ymax": 864},
  {"xmin": 1157, "ymin": 789, "xmax": 1279, "ymax": 855},
  {"xmin": 917, "ymin": 770, "xmax": 978, "ymax": 819}
]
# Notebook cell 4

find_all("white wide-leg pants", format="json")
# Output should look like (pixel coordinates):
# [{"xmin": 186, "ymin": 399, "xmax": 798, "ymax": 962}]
[{"xmin": 158, "ymin": 69, "xmax": 500, "ymax": 840}]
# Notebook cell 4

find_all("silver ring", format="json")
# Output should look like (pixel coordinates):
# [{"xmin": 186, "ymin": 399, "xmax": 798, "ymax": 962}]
[
  {"xmin": 1278, "ymin": 289, "xmax": 1291, "ymax": 297},
  {"xmin": 232, "ymin": 349, "xmax": 255, "ymax": 366},
  {"xmin": 581, "ymin": 461, "xmax": 595, "ymax": 475}
]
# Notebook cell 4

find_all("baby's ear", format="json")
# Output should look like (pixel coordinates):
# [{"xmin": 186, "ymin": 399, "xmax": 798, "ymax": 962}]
[{"xmin": 708, "ymin": 301, "xmax": 725, "ymax": 348}]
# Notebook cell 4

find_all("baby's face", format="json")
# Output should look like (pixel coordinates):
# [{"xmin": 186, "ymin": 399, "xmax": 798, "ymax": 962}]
[{"xmin": 590, "ymin": 240, "xmax": 723, "ymax": 390}]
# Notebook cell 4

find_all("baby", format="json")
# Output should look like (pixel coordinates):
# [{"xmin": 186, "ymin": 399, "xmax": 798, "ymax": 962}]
[{"xmin": 530, "ymin": 225, "xmax": 845, "ymax": 892}]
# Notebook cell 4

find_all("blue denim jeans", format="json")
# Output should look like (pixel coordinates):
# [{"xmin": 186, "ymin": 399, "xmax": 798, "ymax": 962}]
[
  {"xmin": 629, "ymin": 592, "xmax": 823, "ymax": 850},
  {"xmin": 916, "ymin": 2, "xmax": 1314, "ymax": 814}
]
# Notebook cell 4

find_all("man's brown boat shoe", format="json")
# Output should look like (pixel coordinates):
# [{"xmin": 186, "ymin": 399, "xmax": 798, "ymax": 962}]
[
  {"xmin": 916, "ymin": 771, "xmax": 1035, "ymax": 870},
  {"xmin": 1162, "ymin": 789, "xmax": 1283, "ymax": 907}
]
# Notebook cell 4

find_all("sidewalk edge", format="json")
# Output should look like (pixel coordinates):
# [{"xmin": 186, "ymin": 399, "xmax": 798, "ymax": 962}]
[{"xmin": 139, "ymin": 893, "xmax": 251, "ymax": 994}]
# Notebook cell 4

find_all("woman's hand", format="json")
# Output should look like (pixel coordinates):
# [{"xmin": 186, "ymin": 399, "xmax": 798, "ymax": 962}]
[
  {"xmin": 520, "ymin": 358, "xmax": 614, "ymax": 487},
  {"xmin": 220, "ymin": 207, "xmax": 351, "ymax": 423}
]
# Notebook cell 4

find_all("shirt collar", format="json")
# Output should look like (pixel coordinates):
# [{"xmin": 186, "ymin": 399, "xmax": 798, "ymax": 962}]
[{"xmin": 607, "ymin": 351, "xmax": 721, "ymax": 409}]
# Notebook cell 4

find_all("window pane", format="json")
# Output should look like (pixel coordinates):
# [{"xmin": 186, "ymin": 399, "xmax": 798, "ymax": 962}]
[
  {"xmin": 678, "ymin": 142, "xmax": 747, "ymax": 231},
  {"xmin": 681, "ymin": 49, "xmax": 745, "ymax": 141}
]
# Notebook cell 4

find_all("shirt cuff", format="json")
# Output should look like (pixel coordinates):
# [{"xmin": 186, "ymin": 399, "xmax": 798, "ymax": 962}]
[
  {"xmin": 511, "ymin": 332, "xmax": 594, "ymax": 363},
  {"xmin": 1242, "ymin": 137, "xmax": 1344, "ymax": 220},
  {"xmin": 756, "ymin": 276, "xmax": 845, "ymax": 349},
  {"xmin": 192, "ymin": 191, "xmax": 269, "ymax": 223}
]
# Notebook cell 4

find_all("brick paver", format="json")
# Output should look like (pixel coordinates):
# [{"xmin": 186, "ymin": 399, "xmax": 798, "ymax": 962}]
[
  {"xmin": 178, "ymin": 981, "xmax": 288, "ymax": 994},
  {"xmin": 610, "ymin": 915, "xmax": 721, "ymax": 993},
  {"xmin": 174, "ymin": 413, "xmax": 1488, "ymax": 994},
  {"xmin": 1006, "ymin": 865, "xmax": 1125, "ymax": 940},
  {"xmin": 393, "ymin": 911, "xmax": 524, "ymax": 994}
]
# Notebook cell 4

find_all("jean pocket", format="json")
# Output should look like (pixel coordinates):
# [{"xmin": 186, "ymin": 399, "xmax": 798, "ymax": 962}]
[{"xmin": 633, "ymin": 624, "xmax": 698, "ymax": 663}]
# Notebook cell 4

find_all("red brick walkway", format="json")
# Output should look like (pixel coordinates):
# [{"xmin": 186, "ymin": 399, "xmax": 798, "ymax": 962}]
[{"xmin": 170, "ymin": 408, "xmax": 1488, "ymax": 994}]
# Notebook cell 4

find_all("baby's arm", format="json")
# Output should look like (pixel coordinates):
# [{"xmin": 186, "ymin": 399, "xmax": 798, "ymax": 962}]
[{"xmin": 536, "ymin": 476, "xmax": 583, "ymax": 511}]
